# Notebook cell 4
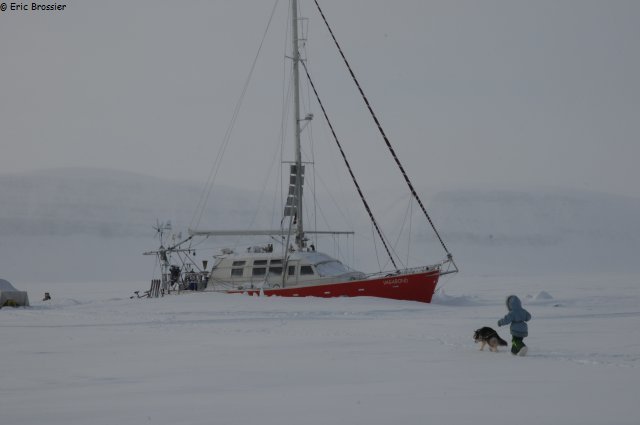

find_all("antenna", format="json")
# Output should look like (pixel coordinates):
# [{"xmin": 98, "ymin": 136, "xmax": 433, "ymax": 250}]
[{"xmin": 153, "ymin": 219, "xmax": 173, "ymax": 247}]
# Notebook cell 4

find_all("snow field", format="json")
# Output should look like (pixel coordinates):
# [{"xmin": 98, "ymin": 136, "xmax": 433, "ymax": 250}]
[{"xmin": 1, "ymin": 274, "xmax": 638, "ymax": 425}]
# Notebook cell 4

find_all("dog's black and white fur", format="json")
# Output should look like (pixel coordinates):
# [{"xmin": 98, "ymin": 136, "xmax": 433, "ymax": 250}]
[{"xmin": 474, "ymin": 327, "xmax": 508, "ymax": 352}]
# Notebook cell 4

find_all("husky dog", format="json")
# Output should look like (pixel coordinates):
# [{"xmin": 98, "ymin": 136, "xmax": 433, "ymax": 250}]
[{"xmin": 473, "ymin": 327, "xmax": 508, "ymax": 352}]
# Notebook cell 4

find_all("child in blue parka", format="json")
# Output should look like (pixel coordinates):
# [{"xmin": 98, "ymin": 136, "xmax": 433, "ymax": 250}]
[{"xmin": 498, "ymin": 295, "xmax": 531, "ymax": 355}]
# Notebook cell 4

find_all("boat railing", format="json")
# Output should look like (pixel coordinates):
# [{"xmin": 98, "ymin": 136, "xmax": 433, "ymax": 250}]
[
  {"xmin": 363, "ymin": 263, "xmax": 442, "ymax": 281},
  {"xmin": 364, "ymin": 254, "xmax": 460, "ymax": 279}
]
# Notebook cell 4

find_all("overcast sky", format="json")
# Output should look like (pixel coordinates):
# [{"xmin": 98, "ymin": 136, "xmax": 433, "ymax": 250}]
[{"xmin": 1, "ymin": 0, "xmax": 639, "ymax": 198}]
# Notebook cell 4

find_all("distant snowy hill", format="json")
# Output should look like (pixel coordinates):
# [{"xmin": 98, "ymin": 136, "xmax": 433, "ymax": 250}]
[
  {"xmin": 425, "ymin": 189, "xmax": 640, "ymax": 275},
  {"xmin": 0, "ymin": 168, "xmax": 266, "ymax": 282},
  {"xmin": 431, "ymin": 189, "xmax": 640, "ymax": 246},
  {"xmin": 0, "ymin": 168, "xmax": 260, "ymax": 237},
  {"xmin": 1, "ymin": 168, "xmax": 638, "ymax": 282}
]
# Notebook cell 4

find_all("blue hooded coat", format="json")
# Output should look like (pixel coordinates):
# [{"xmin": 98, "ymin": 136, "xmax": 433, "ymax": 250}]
[{"xmin": 497, "ymin": 295, "xmax": 531, "ymax": 337}]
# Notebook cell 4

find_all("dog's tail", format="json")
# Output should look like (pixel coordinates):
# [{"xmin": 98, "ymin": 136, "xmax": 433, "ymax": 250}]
[{"xmin": 497, "ymin": 336, "xmax": 508, "ymax": 346}]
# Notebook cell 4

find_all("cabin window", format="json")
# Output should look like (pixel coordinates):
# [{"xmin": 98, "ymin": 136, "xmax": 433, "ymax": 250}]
[
  {"xmin": 231, "ymin": 268, "xmax": 244, "ymax": 277},
  {"xmin": 232, "ymin": 261, "xmax": 246, "ymax": 267},
  {"xmin": 300, "ymin": 265, "xmax": 315, "ymax": 275},
  {"xmin": 315, "ymin": 260, "xmax": 351, "ymax": 277},
  {"xmin": 269, "ymin": 266, "xmax": 283, "ymax": 275},
  {"xmin": 254, "ymin": 260, "xmax": 268, "ymax": 266},
  {"xmin": 288, "ymin": 265, "xmax": 296, "ymax": 276},
  {"xmin": 252, "ymin": 267, "xmax": 266, "ymax": 276},
  {"xmin": 270, "ymin": 259, "xmax": 282, "ymax": 265}
]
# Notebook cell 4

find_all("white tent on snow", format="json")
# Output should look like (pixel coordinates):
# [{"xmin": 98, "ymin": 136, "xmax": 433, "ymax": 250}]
[{"xmin": 0, "ymin": 278, "xmax": 29, "ymax": 307}]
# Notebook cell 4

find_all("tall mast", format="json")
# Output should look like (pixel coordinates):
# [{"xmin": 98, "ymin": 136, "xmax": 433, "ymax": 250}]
[{"xmin": 291, "ymin": 0, "xmax": 304, "ymax": 248}]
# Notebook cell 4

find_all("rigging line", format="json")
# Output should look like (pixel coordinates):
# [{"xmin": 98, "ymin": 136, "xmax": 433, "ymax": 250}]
[
  {"xmin": 310, "ymin": 134, "xmax": 318, "ymax": 248},
  {"xmin": 191, "ymin": 0, "xmax": 281, "ymax": 231},
  {"xmin": 371, "ymin": 225, "xmax": 382, "ymax": 272},
  {"xmin": 181, "ymin": 252, "xmax": 203, "ymax": 273},
  {"xmin": 297, "ymin": 55, "xmax": 320, "ymax": 243},
  {"xmin": 246, "ymin": 96, "xmax": 291, "ymax": 234},
  {"xmin": 276, "ymin": 79, "xmax": 294, "ymax": 234},
  {"xmin": 299, "ymin": 25, "xmax": 316, "ymax": 235},
  {"xmin": 351, "ymin": 233, "xmax": 356, "ymax": 272},
  {"xmin": 312, "ymin": 123, "xmax": 357, "ymax": 231},
  {"xmin": 407, "ymin": 195, "xmax": 413, "ymax": 266},
  {"xmin": 312, "ymin": 0, "xmax": 453, "ymax": 260},
  {"xmin": 280, "ymin": 77, "xmax": 297, "ymax": 252},
  {"xmin": 390, "ymin": 194, "xmax": 413, "ymax": 269},
  {"xmin": 279, "ymin": 2, "xmax": 292, "ymax": 232},
  {"xmin": 305, "ymin": 68, "xmax": 319, "ymax": 246},
  {"xmin": 304, "ymin": 160, "xmax": 353, "ymax": 235},
  {"xmin": 300, "ymin": 59, "xmax": 398, "ymax": 271}
]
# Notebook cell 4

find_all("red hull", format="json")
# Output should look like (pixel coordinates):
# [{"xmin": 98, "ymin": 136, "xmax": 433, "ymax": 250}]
[{"xmin": 228, "ymin": 269, "xmax": 440, "ymax": 303}]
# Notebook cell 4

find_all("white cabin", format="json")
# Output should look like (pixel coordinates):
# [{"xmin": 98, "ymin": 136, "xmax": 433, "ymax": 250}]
[{"xmin": 207, "ymin": 248, "xmax": 365, "ymax": 291}]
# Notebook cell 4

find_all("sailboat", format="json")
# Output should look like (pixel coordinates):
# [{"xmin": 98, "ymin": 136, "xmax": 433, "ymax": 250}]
[{"xmin": 144, "ymin": 0, "xmax": 457, "ymax": 303}]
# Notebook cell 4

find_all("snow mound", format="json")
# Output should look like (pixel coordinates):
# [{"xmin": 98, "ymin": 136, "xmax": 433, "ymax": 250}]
[
  {"xmin": 432, "ymin": 289, "xmax": 480, "ymax": 306},
  {"xmin": 528, "ymin": 291, "xmax": 554, "ymax": 300}
]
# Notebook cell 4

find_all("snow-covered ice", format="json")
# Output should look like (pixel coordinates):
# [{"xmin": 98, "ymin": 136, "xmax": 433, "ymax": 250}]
[{"xmin": 1, "ymin": 273, "xmax": 638, "ymax": 425}]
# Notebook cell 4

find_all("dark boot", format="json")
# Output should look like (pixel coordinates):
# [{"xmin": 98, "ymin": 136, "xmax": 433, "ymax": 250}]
[{"xmin": 511, "ymin": 337, "xmax": 525, "ymax": 355}]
